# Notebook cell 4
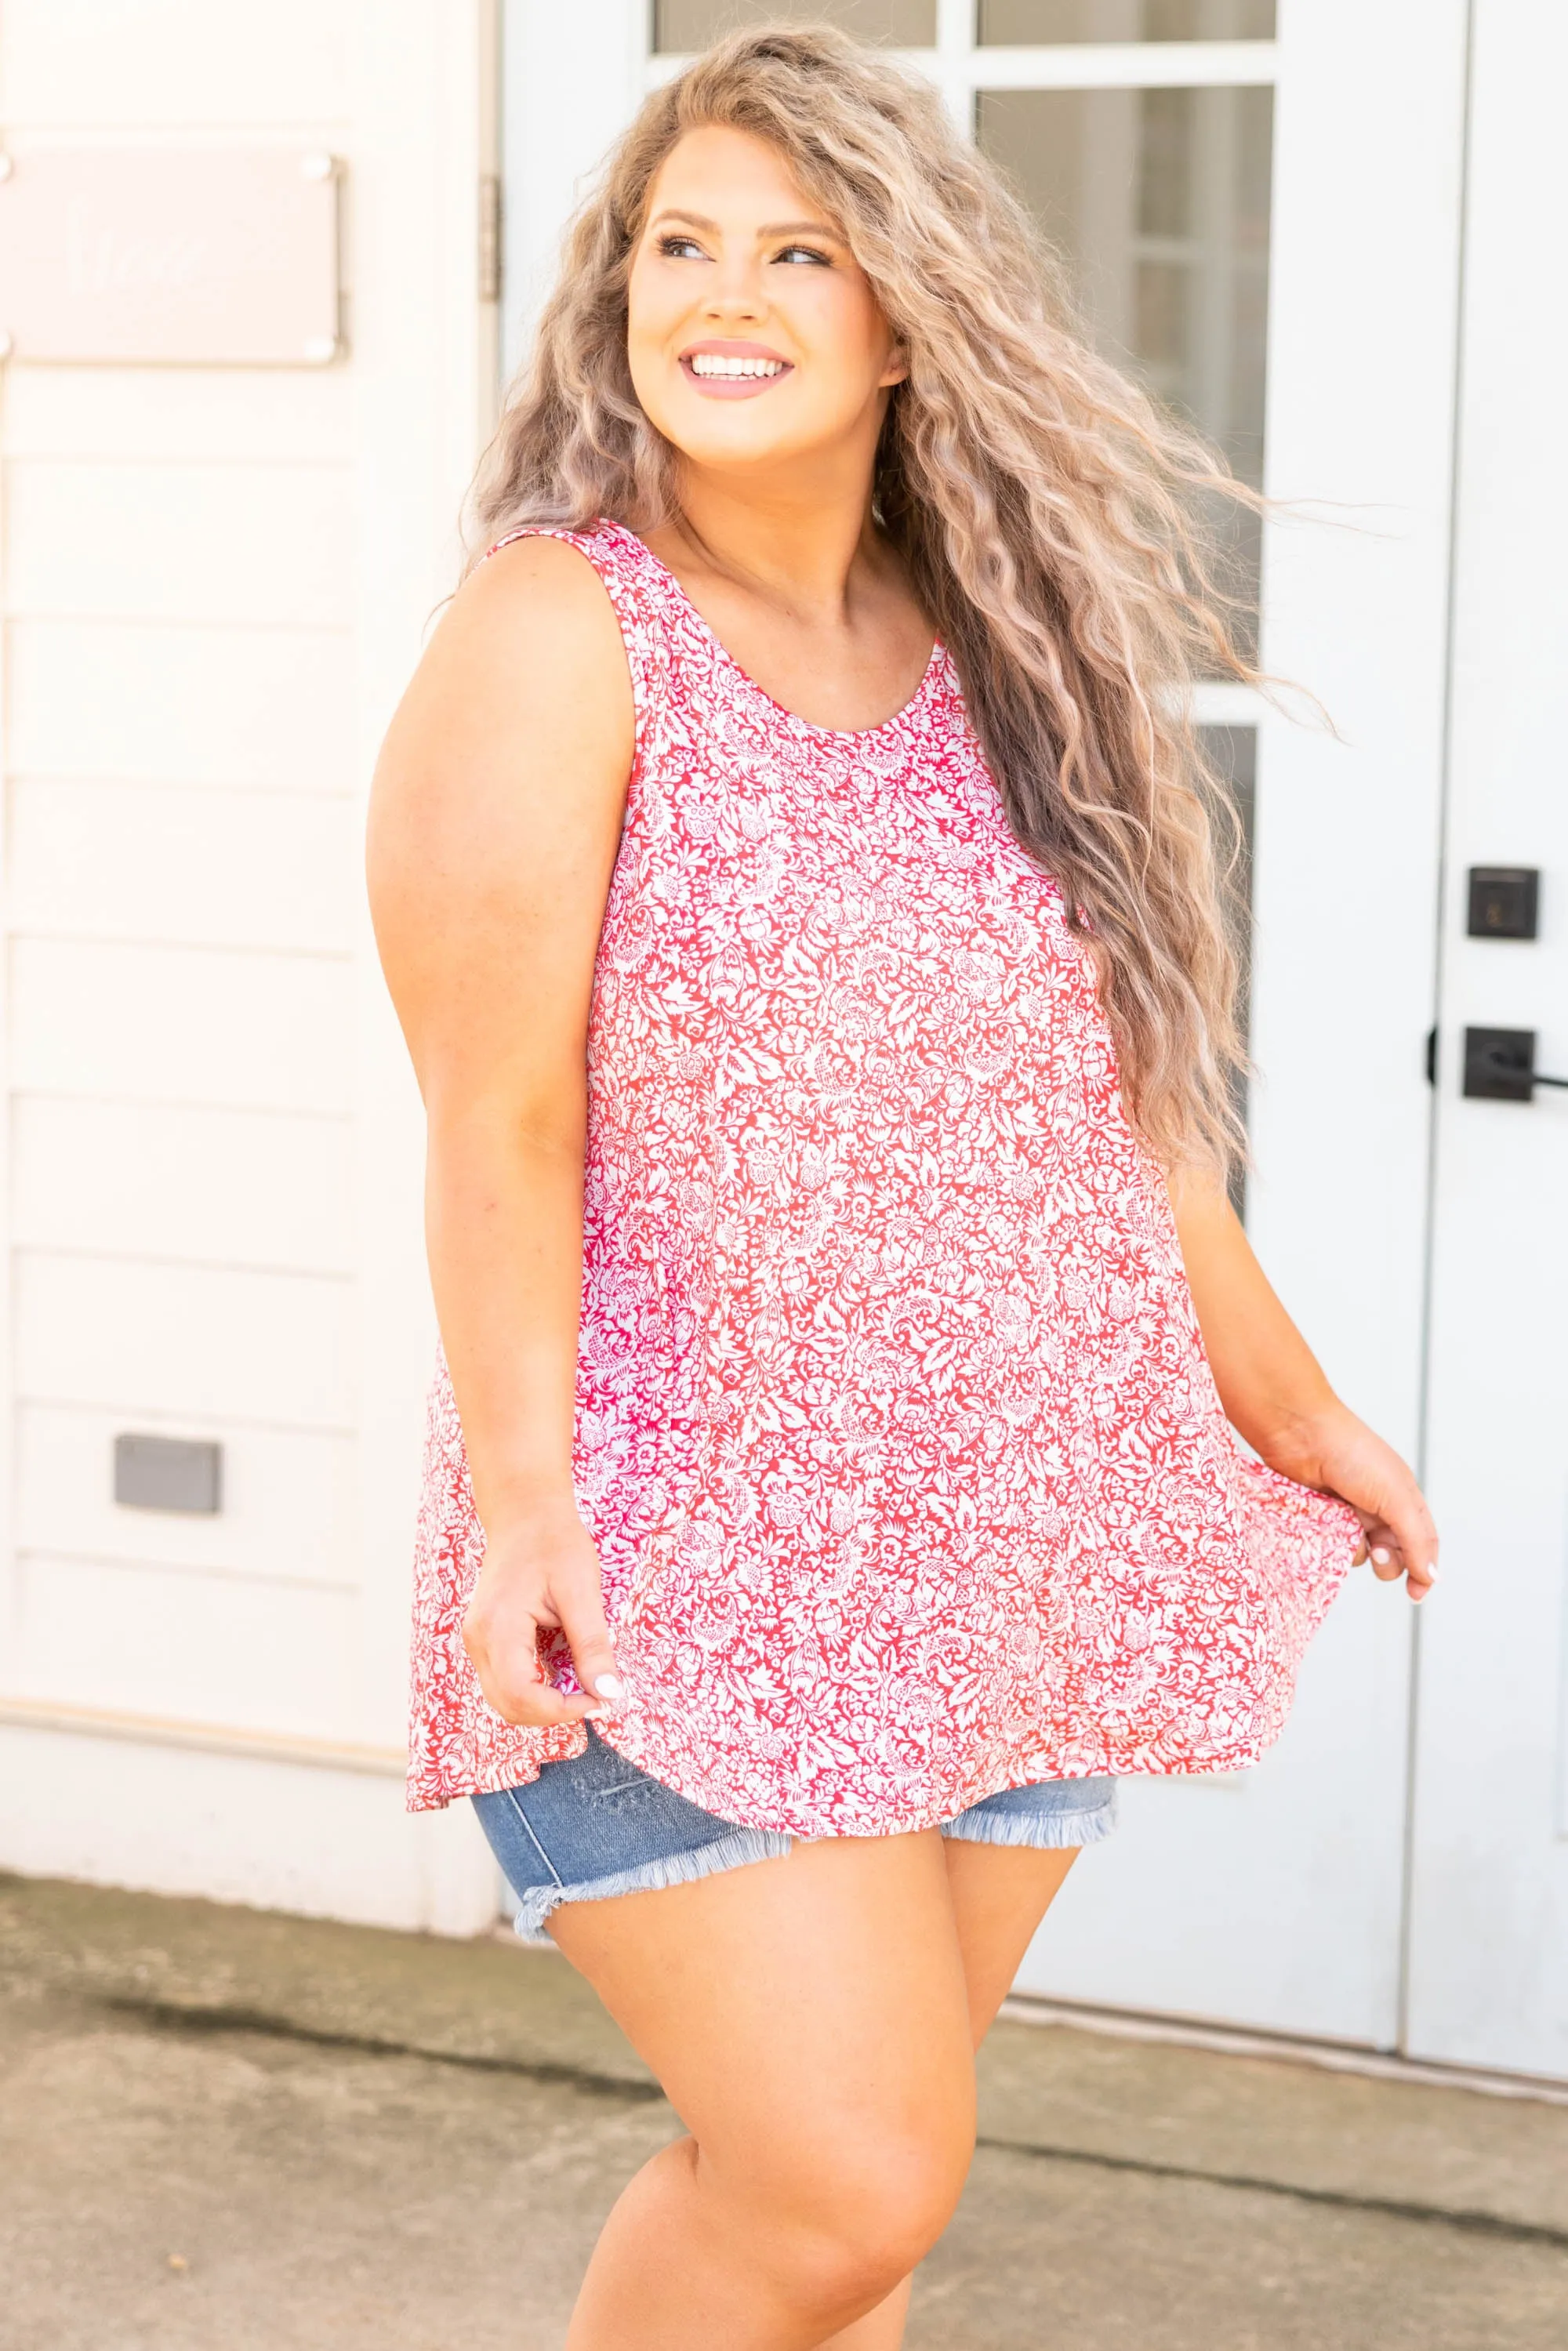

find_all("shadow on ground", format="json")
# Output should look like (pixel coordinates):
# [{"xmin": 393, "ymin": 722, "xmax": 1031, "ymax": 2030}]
[{"xmin": 3, "ymin": 1872, "xmax": 1566, "ymax": 2350}]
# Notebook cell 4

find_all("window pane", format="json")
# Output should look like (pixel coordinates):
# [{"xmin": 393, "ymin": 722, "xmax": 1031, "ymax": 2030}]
[
  {"xmin": 978, "ymin": 1, "xmax": 1274, "ymax": 41},
  {"xmin": 977, "ymin": 84, "xmax": 1272, "ymax": 619},
  {"xmin": 653, "ymin": 0, "xmax": 936, "ymax": 49}
]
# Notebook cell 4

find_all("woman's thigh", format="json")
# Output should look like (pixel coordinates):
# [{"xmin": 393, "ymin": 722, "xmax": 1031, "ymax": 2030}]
[
  {"xmin": 548, "ymin": 1828, "xmax": 978, "ymax": 2227},
  {"xmin": 941, "ymin": 1840, "xmax": 1080, "ymax": 2044}
]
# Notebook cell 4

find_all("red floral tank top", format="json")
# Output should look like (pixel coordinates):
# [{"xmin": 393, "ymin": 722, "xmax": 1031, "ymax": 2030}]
[{"xmin": 405, "ymin": 521, "xmax": 1359, "ymax": 1834}]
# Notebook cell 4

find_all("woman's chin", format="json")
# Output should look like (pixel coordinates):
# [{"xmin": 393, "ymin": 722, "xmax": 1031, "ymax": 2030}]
[{"xmin": 655, "ymin": 418, "xmax": 825, "ymax": 477}]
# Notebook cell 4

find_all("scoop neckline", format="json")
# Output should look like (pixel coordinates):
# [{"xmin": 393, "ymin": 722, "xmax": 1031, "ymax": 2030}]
[{"xmin": 610, "ymin": 522, "xmax": 946, "ymax": 745}]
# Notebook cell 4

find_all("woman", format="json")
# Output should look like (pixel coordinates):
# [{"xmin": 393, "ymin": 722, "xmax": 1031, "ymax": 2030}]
[{"xmin": 368, "ymin": 25, "xmax": 1436, "ymax": 2349}]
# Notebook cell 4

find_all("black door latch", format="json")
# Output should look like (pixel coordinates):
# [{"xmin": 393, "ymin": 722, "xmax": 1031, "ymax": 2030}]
[
  {"xmin": 1466, "ymin": 866, "xmax": 1540, "ymax": 940},
  {"xmin": 1462, "ymin": 1027, "xmax": 1568, "ymax": 1101}
]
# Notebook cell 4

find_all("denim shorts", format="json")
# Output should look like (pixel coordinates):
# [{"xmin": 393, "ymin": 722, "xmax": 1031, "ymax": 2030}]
[{"xmin": 473, "ymin": 1725, "xmax": 1118, "ymax": 1941}]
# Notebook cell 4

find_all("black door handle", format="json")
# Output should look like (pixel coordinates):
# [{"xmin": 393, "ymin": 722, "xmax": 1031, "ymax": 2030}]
[{"xmin": 1462, "ymin": 1026, "xmax": 1568, "ymax": 1101}]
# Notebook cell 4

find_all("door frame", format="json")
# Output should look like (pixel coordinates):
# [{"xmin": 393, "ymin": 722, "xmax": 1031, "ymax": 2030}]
[
  {"xmin": 499, "ymin": 0, "xmax": 1472, "ymax": 2049},
  {"xmin": 1407, "ymin": 0, "xmax": 1568, "ymax": 2084}
]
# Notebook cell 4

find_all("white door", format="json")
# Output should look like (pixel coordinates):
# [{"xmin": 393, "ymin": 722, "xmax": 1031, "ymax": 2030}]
[
  {"xmin": 502, "ymin": 0, "xmax": 1468, "ymax": 2047},
  {"xmin": 1406, "ymin": 0, "xmax": 1568, "ymax": 2084}
]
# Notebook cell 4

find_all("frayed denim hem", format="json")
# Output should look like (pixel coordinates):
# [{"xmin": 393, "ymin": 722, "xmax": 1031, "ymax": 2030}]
[
  {"xmin": 939, "ymin": 1798, "xmax": 1118, "ymax": 1852},
  {"xmin": 510, "ymin": 1825, "xmax": 796, "ymax": 1944}
]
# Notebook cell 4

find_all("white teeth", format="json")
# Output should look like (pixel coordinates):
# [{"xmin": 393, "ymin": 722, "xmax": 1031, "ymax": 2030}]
[{"xmin": 688, "ymin": 354, "xmax": 785, "ymax": 379}]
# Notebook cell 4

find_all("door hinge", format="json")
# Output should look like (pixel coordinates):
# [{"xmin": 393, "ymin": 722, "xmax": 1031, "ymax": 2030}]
[
  {"xmin": 478, "ymin": 173, "xmax": 502, "ymax": 304},
  {"xmin": 1425, "ymin": 1026, "xmax": 1438, "ymax": 1086}
]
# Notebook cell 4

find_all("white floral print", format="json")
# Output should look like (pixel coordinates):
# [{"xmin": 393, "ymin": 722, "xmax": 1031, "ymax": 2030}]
[{"xmin": 406, "ymin": 523, "xmax": 1359, "ymax": 1835}]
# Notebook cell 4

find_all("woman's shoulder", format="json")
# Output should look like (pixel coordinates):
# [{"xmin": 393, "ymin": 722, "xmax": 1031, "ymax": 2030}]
[
  {"xmin": 458, "ymin": 519, "xmax": 666, "ymax": 722},
  {"xmin": 375, "ymin": 528, "xmax": 636, "ymax": 837},
  {"xmin": 461, "ymin": 521, "xmax": 632, "ymax": 640}
]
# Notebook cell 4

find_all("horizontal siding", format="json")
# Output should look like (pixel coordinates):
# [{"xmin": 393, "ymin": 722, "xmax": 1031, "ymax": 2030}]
[
  {"xmin": 0, "ymin": 0, "xmax": 349, "ymax": 127},
  {"xmin": 16, "ymin": 1253, "xmax": 355, "ymax": 1428},
  {"xmin": 6, "ymin": 459, "xmax": 354, "ymax": 625},
  {"xmin": 4, "ymin": 368, "xmax": 354, "ymax": 464},
  {"xmin": 12, "ymin": 1097, "xmax": 354, "ymax": 1273},
  {"xmin": 11, "ymin": 938, "xmax": 353, "ymax": 1111},
  {"xmin": 9, "ymin": 778, "xmax": 360, "ymax": 953},
  {"xmin": 16, "ymin": 1406, "xmax": 358, "ymax": 1588},
  {"xmin": 0, "ymin": 0, "xmax": 495, "ymax": 1929},
  {"xmin": 11, "ymin": 1554, "xmax": 361, "ymax": 1741},
  {"xmin": 7, "ymin": 619, "xmax": 354, "ymax": 790}
]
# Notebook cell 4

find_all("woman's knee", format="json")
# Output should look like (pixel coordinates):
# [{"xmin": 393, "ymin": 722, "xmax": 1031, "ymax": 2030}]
[{"xmin": 736, "ymin": 2114, "xmax": 975, "ymax": 2318}]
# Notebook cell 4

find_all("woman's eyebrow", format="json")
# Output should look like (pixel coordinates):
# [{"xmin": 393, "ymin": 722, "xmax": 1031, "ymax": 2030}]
[
  {"xmin": 648, "ymin": 208, "xmax": 841, "ymax": 240},
  {"xmin": 648, "ymin": 208, "xmax": 721, "ymax": 232}
]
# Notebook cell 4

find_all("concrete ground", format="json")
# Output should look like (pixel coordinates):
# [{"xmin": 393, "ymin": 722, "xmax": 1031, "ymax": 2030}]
[{"xmin": 2, "ymin": 1871, "xmax": 1566, "ymax": 2351}]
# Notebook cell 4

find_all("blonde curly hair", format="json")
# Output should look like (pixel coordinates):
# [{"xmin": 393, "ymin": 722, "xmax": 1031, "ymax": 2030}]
[{"xmin": 469, "ymin": 21, "xmax": 1260, "ymax": 1174}]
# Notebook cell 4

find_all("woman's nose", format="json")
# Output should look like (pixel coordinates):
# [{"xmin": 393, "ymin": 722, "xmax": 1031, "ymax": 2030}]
[{"xmin": 702, "ymin": 263, "xmax": 764, "ymax": 322}]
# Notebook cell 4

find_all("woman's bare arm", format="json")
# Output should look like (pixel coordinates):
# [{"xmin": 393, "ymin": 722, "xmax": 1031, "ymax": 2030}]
[
  {"xmin": 367, "ymin": 537, "xmax": 636, "ymax": 1724},
  {"xmin": 1171, "ymin": 1173, "xmax": 1438, "ymax": 1601}
]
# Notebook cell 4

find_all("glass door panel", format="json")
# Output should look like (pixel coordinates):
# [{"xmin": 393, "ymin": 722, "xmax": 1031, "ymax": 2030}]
[
  {"xmin": 653, "ymin": 0, "xmax": 935, "ymax": 49},
  {"xmin": 977, "ymin": 83, "xmax": 1271, "ymax": 619},
  {"xmin": 979, "ymin": 1, "xmax": 1275, "ymax": 39}
]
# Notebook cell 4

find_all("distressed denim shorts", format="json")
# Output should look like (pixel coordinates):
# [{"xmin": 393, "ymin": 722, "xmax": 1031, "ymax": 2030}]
[{"xmin": 473, "ymin": 1725, "xmax": 1118, "ymax": 1942}]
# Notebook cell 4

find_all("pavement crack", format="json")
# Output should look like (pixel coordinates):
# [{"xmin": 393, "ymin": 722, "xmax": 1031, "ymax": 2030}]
[
  {"xmin": 91, "ymin": 1997, "xmax": 1568, "ymax": 2252},
  {"xmin": 96, "ymin": 1995, "xmax": 665, "ymax": 2104},
  {"xmin": 975, "ymin": 2135, "xmax": 1568, "ymax": 2250}
]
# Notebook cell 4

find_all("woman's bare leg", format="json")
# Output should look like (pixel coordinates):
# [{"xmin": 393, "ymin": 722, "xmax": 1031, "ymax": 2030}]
[
  {"xmin": 813, "ymin": 1841, "xmax": 1082, "ymax": 2350},
  {"xmin": 550, "ymin": 1828, "xmax": 978, "ymax": 2350}
]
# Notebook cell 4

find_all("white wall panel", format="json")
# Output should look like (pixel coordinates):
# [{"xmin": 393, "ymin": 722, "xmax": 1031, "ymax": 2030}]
[
  {"xmin": 3, "ymin": 368, "xmax": 355, "ymax": 465},
  {"xmin": 12, "ymin": 1554, "xmax": 360, "ymax": 1740},
  {"xmin": 0, "ymin": 1726, "xmax": 499, "ymax": 1938},
  {"xmin": 10, "ymin": 940, "xmax": 353, "ymax": 1112},
  {"xmin": 9, "ymin": 778, "xmax": 359, "ymax": 954},
  {"xmin": 0, "ymin": 0, "xmax": 349, "ymax": 128},
  {"xmin": 5, "ymin": 460, "xmax": 354, "ymax": 626},
  {"xmin": 348, "ymin": 0, "xmax": 498, "ymax": 1763},
  {"xmin": 0, "ymin": 0, "xmax": 501, "ymax": 1933},
  {"xmin": 7, "ymin": 621, "xmax": 354, "ymax": 792},
  {"xmin": 12, "ymin": 1097, "xmax": 353, "ymax": 1272},
  {"xmin": 16, "ymin": 1406, "xmax": 357, "ymax": 1588},
  {"xmin": 16, "ymin": 1254, "xmax": 355, "ymax": 1428}
]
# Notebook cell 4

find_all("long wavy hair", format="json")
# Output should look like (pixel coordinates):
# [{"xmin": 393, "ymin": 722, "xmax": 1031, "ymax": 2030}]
[{"xmin": 468, "ymin": 21, "xmax": 1260, "ymax": 1174}]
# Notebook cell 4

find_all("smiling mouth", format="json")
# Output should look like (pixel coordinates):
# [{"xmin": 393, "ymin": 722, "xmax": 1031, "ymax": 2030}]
[{"xmin": 680, "ymin": 348, "xmax": 794, "ymax": 397}]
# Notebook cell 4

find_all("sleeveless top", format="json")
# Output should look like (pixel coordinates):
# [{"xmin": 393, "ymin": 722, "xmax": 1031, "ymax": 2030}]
[{"xmin": 405, "ymin": 521, "xmax": 1359, "ymax": 1834}]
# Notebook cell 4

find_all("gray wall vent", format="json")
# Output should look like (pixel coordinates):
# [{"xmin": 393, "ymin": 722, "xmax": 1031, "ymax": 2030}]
[{"xmin": 114, "ymin": 1434, "xmax": 223, "ymax": 1515}]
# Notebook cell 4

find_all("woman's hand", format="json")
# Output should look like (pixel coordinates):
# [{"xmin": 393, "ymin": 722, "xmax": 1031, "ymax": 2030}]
[
  {"xmin": 1258, "ymin": 1403, "xmax": 1439, "ymax": 1605},
  {"xmin": 462, "ymin": 1493, "xmax": 623, "ymax": 1727}
]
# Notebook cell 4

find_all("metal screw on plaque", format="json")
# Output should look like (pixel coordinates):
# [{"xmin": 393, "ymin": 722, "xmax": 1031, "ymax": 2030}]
[
  {"xmin": 302, "ymin": 334, "xmax": 338, "ymax": 364},
  {"xmin": 0, "ymin": 332, "xmax": 13, "ymax": 362},
  {"xmin": 0, "ymin": 154, "xmax": 13, "ymax": 183},
  {"xmin": 301, "ymin": 151, "xmax": 335, "ymax": 181}
]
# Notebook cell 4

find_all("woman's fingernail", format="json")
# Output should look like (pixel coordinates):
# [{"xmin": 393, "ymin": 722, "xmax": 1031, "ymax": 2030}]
[
  {"xmin": 583, "ymin": 1707, "xmax": 607, "ymax": 1722},
  {"xmin": 1371, "ymin": 1547, "xmax": 1391, "ymax": 1566},
  {"xmin": 594, "ymin": 1674, "xmax": 625, "ymax": 1703}
]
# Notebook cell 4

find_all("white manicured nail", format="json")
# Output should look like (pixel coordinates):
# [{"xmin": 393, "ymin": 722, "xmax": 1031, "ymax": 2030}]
[
  {"xmin": 583, "ymin": 1706, "xmax": 607, "ymax": 1722},
  {"xmin": 594, "ymin": 1674, "xmax": 625, "ymax": 1703},
  {"xmin": 1371, "ymin": 1547, "xmax": 1390, "ymax": 1566}
]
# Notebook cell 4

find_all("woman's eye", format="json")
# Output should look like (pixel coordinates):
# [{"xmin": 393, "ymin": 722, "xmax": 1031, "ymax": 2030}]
[
  {"xmin": 657, "ymin": 234, "xmax": 706, "ymax": 260},
  {"xmin": 774, "ymin": 244, "xmax": 831, "ymax": 267}
]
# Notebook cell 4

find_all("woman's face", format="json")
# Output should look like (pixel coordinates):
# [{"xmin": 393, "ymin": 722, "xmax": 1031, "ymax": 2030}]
[{"xmin": 626, "ymin": 125, "xmax": 906, "ymax": 487}]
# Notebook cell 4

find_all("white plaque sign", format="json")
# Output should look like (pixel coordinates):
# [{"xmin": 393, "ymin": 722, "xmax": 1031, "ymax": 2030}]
[{"xmin": 0, "ymin": 148, "xmax": 343, "ymax": 365}]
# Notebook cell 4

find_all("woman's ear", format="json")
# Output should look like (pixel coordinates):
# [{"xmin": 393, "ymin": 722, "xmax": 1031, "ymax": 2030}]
[{"xmin": 880, "ymin": 343, "xmax": 909, "ymax": 389}]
